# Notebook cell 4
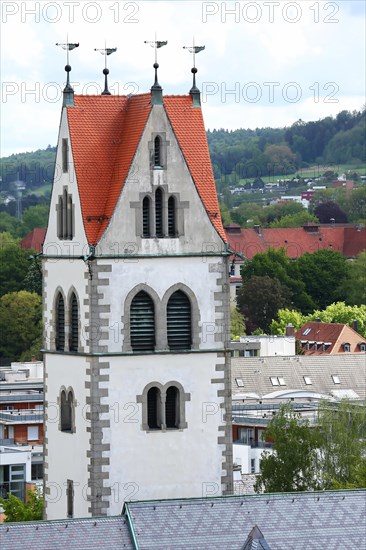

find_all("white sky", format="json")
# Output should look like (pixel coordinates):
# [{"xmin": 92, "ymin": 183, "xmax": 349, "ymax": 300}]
[{"xmin": 1, "ymin": 0, "xmax": 365, "ymax": 156}]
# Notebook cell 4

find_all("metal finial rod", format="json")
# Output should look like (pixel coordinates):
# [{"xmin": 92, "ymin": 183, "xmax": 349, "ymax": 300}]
[
  {"xmin": 183, "ymin": 40, "xmax": 205, "ymax": 69},
  {"xmin": 94, "ymin": 44, "xmax": 117, "ymax": 95}
]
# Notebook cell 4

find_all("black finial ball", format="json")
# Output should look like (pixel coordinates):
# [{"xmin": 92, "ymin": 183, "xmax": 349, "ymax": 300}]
[
  {"xmin": 191, "ymin": 67, "xmax": 198, "ymax": 74},
  {"xmin": 103, "ymin": 68, "xmax": 109, "ymax": 75},
  {"xmin": 65, "ymin": 64, "xmax": 71, "ymax": 72},
  {"xmin": 153, "ymin": 62, "xmax": 159, "ymax": 69}
]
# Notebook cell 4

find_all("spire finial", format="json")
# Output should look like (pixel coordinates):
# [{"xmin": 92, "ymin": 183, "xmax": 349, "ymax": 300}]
[
  {"xmin": 183, "ymin": 39, "xmax": 205, "ymax": 107},
  {"xmin": 94, "ymin": 43, "xmax": 117, "ymax": 95},
  {"xmin": 56, "ymin": 36, "xmax": 79, "ymax": 107},
  {"xmin": 144, "ymin": 34, "xmax": 167, "ymax": 104}
]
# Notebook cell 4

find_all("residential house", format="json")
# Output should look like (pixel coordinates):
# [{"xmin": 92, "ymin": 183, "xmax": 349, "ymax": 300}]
[{"xmin": 295, "ymin": 321, "xmax": 366, "ymax": 355}]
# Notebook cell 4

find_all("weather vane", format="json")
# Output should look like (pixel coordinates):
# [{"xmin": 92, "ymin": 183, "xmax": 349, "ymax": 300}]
[
  {"xmin": 56, "ymin": 36, "xmax": 79, "ymax": 106},
  {"xmin": 183, "ymin": 38, "xmax": 205, "ymax": 101},
  {"xmin": 144, "ymin": 34, "xmax": 167, "ymax": 90},
  {"xmin": 94, "ymin": 43, "xmax": 117, "ymax": 95},
  {"xmin": 183, "ymin": 38, "xmax": 205, "ymax": 69}
]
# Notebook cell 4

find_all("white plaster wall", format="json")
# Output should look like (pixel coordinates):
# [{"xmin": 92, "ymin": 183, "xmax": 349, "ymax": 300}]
[
  {"xmin": 104, "ymin": 352, "xmax": 226, "ymax": 514},
  {"xmin": 44, "ymin": 354, "xmax": 91, "ymax": 520},
  {"xmin": 233, "ymin": 444, "xmax": 273, "ymax": 474},
  {"xmin": 43, "ymin": 260, "xmax": 89, "ymax": 353},
  {"xmin": 97, "ymin": 256, "xmax": 226, "ymax": 352},
  {"xmin": 43, "ymin": 108, "xmax": 88, "ymax": 257},
  {"xmin": 98, "ymin": 104, "xmax": 224, "ymax": 256}
]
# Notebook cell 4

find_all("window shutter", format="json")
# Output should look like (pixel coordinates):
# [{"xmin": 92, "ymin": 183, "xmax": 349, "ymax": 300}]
[
  {"xmin": 56, "ymin": 293, "xmax": 65, "ymax": 351},
  {"xmin": 130, "ymin": 291, "xmax": 155, "ymax": 351},
  {"xmin": 155, "ymin": 188, "xmax": 163, "ymax": 237},
  {"xmin": 69, "ymin": 293, "xmax": 78, "ymax": 352},
  {"xmin": 168, "ymin": 196, "xmax": 176, "ymax": 237},
  {"xmin": 142, "ymin": 196, "xmax": 151, "ymax": 237},
  {"xmin": 167, "ymin": 291, "xmax": 192, "ymax": 350}
]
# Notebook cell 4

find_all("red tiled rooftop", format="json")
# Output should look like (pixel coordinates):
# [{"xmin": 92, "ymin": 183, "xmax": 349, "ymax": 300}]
[
  {"xmin": 295, "ymin": 321, "xmax": 366, "ymax": 355},
  {"xmin": 225, "ymin": 225, "xmax": 366, "ymax": 259},
  {"xmin": 20, "ymin": 228, "xmax": 46, "ymax": 252},
  {"xmin": 67, "ymin": 93, "xmax": 226, "ymax": 245}
]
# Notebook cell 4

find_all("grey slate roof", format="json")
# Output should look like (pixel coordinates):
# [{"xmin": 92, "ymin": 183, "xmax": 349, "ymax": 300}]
[
  {"xmin": 232, "ymin": 354, "xmax": 366, "ymax": 400},
  {"xmin": 0, "ymin": 516, "xmax": 133, "ymax": 550},
  {"xmin": 125, "ymin": 490, "xmax": 366, "ymax": 549},
  {"xmin": 1, "ymin": 490, "xmax": 365, "ymax": 549}
]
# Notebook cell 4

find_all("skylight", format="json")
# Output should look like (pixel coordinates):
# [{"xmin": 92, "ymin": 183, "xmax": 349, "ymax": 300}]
[
  {"xmin": 235, "ymin": 378, "xmax": 244, "ymax": 387},
  {"xmin": 270, "ymin": 377, "xmax": 280, "ymax": 386},
  {"xmin": 278, "ymin": 377, "xmax": 286, "ymax": 386},
  {"xmin": 303, "ymin": 376, "xmax": 312, "ymax": 385},
  {"xmin": 303, "ymin": 328, "xmax": 312, "ymax": 336},
  {"xmin": 332, "ymin": 375, "xmax": 340, "ymax": 384}
]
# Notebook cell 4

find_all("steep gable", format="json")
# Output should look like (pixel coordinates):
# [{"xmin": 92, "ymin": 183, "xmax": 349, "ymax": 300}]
[{"xmin": 164, "ymin": 96, "xmax": 226, "ymax": 241}]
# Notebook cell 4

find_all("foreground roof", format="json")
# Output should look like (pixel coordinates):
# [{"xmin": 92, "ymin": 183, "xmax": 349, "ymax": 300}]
[
  {"xmin": 1, "ymin": 490, "xmax": 364, "ymax": 549},
  {"xmin": 67, "ymin": 93, "xmax": 225, "ymax": 245}
]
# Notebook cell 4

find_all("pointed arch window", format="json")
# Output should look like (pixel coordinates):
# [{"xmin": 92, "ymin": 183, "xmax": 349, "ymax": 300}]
[
  {"xmin": 165, "ymin": 386, "xmax": 179, "ymax": 428},
  {"xmin": 154, "ymin": 136, "xmax": 161, "ymax": 167},
  {"xmin": 57, "ymin": 188, "xmax": 74, "ymax": 240},
  {"xmin": 69, "ymin": 293, "xmax": 79, "ymax": 352},
  {"xmin": 130, "ymin": 291, "xmax": 155, "ymax": 352},
  {"xmin": 67, "ymin": 480, "xmax": 74, "ymax": 518},
  {"xmin": 55, "ymin": 293, "xmax": 65, "ymax": 351},
  {"xmin": 142, "ymin": 196, "xmax": 151, "ymax": 237},
  {"xmin": 147, "ymin": 387, "xmax": 161, "ymax": 429},
  {"xmin": 155, "ymin": 188, "xmax": 163, "ymax": 237},
  {"xmin": 168, "ymin": 196, "xmax": 176, "ymax": 237},
  {"xmin": 167, "ymin": 291, "xmax": 192, "ymax": 350}
]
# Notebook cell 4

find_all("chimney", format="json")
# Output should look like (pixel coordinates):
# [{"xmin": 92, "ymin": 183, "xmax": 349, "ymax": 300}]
[
  {"xmin": 253, "ymin": 224, "xmax": 262, "ymax": 235},
  {"xmin": 315, "ymin": 318, "xmax": 321, "ymax": 322},
  {"xmin": 285, "ymin": 323, "xmax": 295, "ymax": 337},
  {"xmin": 353, "ymin": 320, "xmax": 358, "ymax": 333}
]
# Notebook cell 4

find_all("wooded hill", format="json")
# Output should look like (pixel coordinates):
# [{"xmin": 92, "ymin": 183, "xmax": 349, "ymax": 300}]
[{"xmin": 0, "ymin": 109, "xmax": 365, "ymax": 200}]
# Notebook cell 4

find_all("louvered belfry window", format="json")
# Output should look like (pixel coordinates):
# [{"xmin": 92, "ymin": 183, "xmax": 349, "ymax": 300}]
[
  {"xmin": 142, "ymin": 196, "xmax": 151, "ymax": 237},
  {"xmin": 167, "ymin": 291, "xmax": 192, "ymax": 350},
  {"xmin": 168, "ymin": 196, "xmax": 176, "ymax": 237},
  {"xmin": 56, "ymin": 293, "xmax": 65, "ymax": 351},
  {"xmin": 155, "ymin": 188, "xmax": 163, "ymax": 237},
  {"xmin": 69, "ymin": 293, "xmax": 78, "ymax": 352},
  {"xmin": 165, "ymin": 386, "xmax": 179, "ymax": 428},
  {"xmin": 130, "ymin": 291, "xmax": 155, "ymax": 351},
  {"xmin": 154, "ymin": 136, "xmax": 161, "ymax": 166}
]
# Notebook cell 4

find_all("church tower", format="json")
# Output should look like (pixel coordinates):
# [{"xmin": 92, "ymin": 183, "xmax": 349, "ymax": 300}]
[{"xmin": 43, "ymin": 47, "xmax": 232, "ymax": 519}]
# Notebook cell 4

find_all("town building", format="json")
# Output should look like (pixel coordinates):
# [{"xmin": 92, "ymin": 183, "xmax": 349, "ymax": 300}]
[
  {"xmin": 295, "ymin": 321, "xmax": 366, "ymax": 355},
  {"xmin": 42, "ymin": 51, "xmax": 232, "ymax": 519}
]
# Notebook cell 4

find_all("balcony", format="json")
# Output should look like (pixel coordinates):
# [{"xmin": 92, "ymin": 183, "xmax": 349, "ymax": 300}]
[
  {"xmin": 0, "ymin": 409, "xmax": 43, "ymax": 424},
  {"xmin": 234, "ymin": 439, "xmax": 273, "ymax": 449}
]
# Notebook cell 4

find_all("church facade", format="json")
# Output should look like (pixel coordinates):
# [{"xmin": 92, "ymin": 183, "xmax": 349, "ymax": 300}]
[{"xmin": 43, "ymin": 65, "xmax": 232, "ymax": 519}]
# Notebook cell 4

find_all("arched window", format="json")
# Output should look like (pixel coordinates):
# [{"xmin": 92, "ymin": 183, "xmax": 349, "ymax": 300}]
[
  {"xmin": 57, "ymin": 196, "xmax": 63, "ymax": 239},
  {"xmin": 168, "ymin": 196, "xmax": 176, "ymax": 237},
  {"xmin": 57, "ymin": 189, "xmax": 74, "ymax": 240},
  {"xmin": 167, "ymin": 291, "xmax": 192, "ymax": 350},
  {"xmin": 130, "ymin": 291, "xmax": 155, "ymax": 352},
  {"xmin": 60, "ymin": 389, "xmax": 73, "ymax": 432},
  {"xmin": 154, "ymin": 136, "xmax": 161, "ymax": 167},
  {"xmin": 155, "ymin": 188, "xmax": 163, "ymax": 237},
  {"xmin": 56, "ymin": 293, "xmax": 65, "ymax": 351},
  {"xmin": 165, "ymin": 386, "xmax": 179, "ymax": 428},
  {"xmin": 67, "ymin": 195, "xmax": 73, "ymax": 239},
  {"xmin": 142, "ymin": 196, "xmax": 151, "ymax": 237},
  {"xmin": 69, "ymin": 293, "xmax": 78, "ymax": 352},
  {"xmin": 67, "ymin": 480, "xmax": 74, "ymax": 518},
  {"xmin": 147, "ymin": 387, "xmax": 161, "ymax": 429}
]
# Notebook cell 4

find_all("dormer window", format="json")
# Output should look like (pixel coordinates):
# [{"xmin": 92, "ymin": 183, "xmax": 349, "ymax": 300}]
[
  {"xmin": 154, "ymin": 136, "xmax": 161, "ymax": 167},
  {"xmin": 342, "ymin": 342, "xmax": 351, "ymax": 352},
  {"xmin": 359, "ymin": 343, "xmax": 366, "ymax": 352}
]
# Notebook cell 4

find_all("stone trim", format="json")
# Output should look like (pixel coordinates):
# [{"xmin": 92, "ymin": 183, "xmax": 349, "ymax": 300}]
[
  {"xmin": 86, "ymin": 263, "xmax": 111, "ymax": 354},
  {"xmin": 137, "ymin": 380, "xmax": 190, "ymax": 431},
  {"xmin": 86, "ymin": 357, "xmax": 111, "ymax": 517}
]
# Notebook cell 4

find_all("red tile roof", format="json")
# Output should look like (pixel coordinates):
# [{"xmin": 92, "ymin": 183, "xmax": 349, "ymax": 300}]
[
  {"xmin": 164, "ymin": 96, "xmax": 226, "ymax": 241},
  {"xmin": 225, "ymin": 225, "xmax": 366, "ymax": 259},
  {"xmin": 20, "ymin": 228, "xmax": 46, "ymax": 252},
  {"xmin": 67, "ymin": 93, "xmax": 226, "ymax": 244},
  {"xmin": 295, "ymin": 321, "xmax": 366, "ymax": 355}
]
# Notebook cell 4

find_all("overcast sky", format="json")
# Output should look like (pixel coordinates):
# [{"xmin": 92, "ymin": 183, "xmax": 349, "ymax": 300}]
[{"xmin": 1, "ymin": 1, "xmax": 365, "ymax": 156}]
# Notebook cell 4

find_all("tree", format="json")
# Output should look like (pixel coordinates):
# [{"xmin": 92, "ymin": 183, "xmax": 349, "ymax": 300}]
[
  {"xmin": 269, "ymin": 211, "xmax": 319, "ymax": 228},
  {"xmin": 0, "ymin": 212, "xmax": 23, "ymax": 237},
  {"xmin": 255, "ymin": 400, "xmax": 366, "ymax": 494},
  {"xmin": 22, "ymin": 204, "xmax": 49, "ymax": 234},
  {"xmin": 23, "ymin": 257, "xmax": 42, "ymax": 295},
  {"xmin": 314, "ymin": 200, "xmax": 348, "ymax": 223},
  {"xmin": 0, "ymin": 488, "xmax": 43, "ymax": 522},
  {"xmin": 254, "ymin": 405, "xmax": 319, "ymax": 493},
  {"xmin": 306, "ymin": 302, "xmax": 366, "ymax": 338},
  {"xmin": 269, "ymin": 308, "xmax": 305, "ymax": 335},
  {"xmin": 241, "ymin": 248, "xmax": 315, "ymax": 314},
  {"xmin": 230, "ymin": 306, "xmax": 246, "ymax": 340},
  {"xmin": 297, "ymin": 249, "xmax": 348, "ymax": 310},
  {"xmin": 265, "ymin": 144, "xmax": 297, "ymax": 174},
  {"xmin": 341, "ymin": 251, "xmax": 366, "ymax": 306},
  {"xmin": 237, "ymin": 275, "xmax": 291, "ymax": 333},
  {"xmin": 0, "ymin": 238, "xmax": 32, "ymax": 297},
  {"xmin": 0, "ymin": 291, "xmax": 42, "ymax": 362},
  {"xmin": 317, "ymin": 400, "xmax": 366, "ymax": 489}
]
